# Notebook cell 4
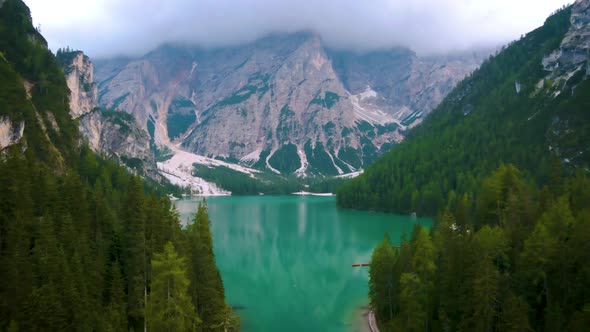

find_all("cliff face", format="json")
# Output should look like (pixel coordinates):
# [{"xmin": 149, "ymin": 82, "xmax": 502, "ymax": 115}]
[
  {"xmin": 58, "ymin": 50, "xmax": 158, "ymax": 177},
  {"xmin": 328, "ymin": 49, "xmax": 485, "ymax": 128},
  {"xmin": 62, "ymin": 52, "xmax": 98, "ymax": 118},
  {"xmin": 79, "ymin": 110, "xmax": 157, "ymax": 177},
  {"xmin": 95, "ymin": 32, "xmax": 485, "ymax": 176},
  {"xmin": 0, "ymin": 117, "xmax": 24, "ymax": 150},
  {"xmin": 544, "ymin": 0, "xmax": 590, "ymax": 77},
  {"xmin": 541, "ymin": 0, "xmax": 590, "ymax": 168}
]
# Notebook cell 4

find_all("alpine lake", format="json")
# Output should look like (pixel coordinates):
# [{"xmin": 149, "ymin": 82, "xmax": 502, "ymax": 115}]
[{"xmin": 176, "ymin": 196, "xmax": 431, "ymax": 332}]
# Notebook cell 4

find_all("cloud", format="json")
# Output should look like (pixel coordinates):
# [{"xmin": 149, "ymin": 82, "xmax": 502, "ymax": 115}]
[{"xmin": 24, "ymin": 0, "xmax": 572, "ymax": 58}]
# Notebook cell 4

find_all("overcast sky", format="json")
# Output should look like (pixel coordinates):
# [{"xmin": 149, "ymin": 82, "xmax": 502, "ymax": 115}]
[{"xmin": 24, "ymin": 0, "xmax": 572, "ymax": 58}]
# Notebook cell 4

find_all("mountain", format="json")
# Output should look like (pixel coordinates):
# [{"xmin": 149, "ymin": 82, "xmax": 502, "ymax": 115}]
[
  {"xmin": 57, "ymin": 50, "xmax": 158, "ymax": 178},
  {"xmin": 337, "ymin": 1, "xmax": 590, "ymax": 215},
  {"xmin": 94, "ymin": 33, "xmax": 484, "ymax": 177},
  {"xmin": 56, "ymin": 49, "xmax": 98, "ymax": 118}
]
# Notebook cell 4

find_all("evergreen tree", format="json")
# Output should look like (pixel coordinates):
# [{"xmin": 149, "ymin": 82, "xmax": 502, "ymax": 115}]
[
  {"xmin": 409, "ymin": 227, "xmax": 435, "ymax": 331},
  {"xmin": 400, "ymin": 272, "xmax": 426, "ymax": 332},
  {"xmin": 147, "ymin": 242, "xmax": 198, "ymax": 331},
  {"xmin": 191, "ymin": 201, "xmax": 237, "ymax": 332},
  {"xmin": 462, "ymin": 226, "xmax": 508, "ymax": 332},
  {"xmin": 498, "ymin": 293, "xmax": 531, "ymax": 332},
  {"xmin": 367, "ymin": 163, "xmax": 590, "ymax": 331},
  {"xmin": 27, "ymin": 215, "xmax": 68, "ymax": 330},
  {"xmin": 368, "ymin": 235, "xmax": 396, "ymax": 322},
  {"xmin": 122, "ymin": 177, "xmax": 147, "ymax": 331},
  {"xmin": 106, "ymin": 260, "xmax": 128, "ymax": 332}
]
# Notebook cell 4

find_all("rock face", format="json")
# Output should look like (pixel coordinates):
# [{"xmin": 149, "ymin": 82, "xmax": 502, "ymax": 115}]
[
  {"xmin": 79, "ymin": 110, "xmax": 157, "ymax": 177},
  {"xmin": 62, "ymin": 52, "xmax": 98, "ymax": 118},
  {"xmin": 58, "ymin": 51, "xmax": 157, "ymax": 177},
  {"xmin": 0, "ymin": 117, "xmax": 24, "ymax": 150},
  {"xmin": 541, "ymin": 0, "xmax": 590, "ymax": 168},
  {"xmin": 544, "ymin": 0, "xmax": 590, "ymax": 78},
  {"xmin": 95, "ymin": 32, "xmax": 485, "ymax": 176},
  {"xmin": 560, "ymin": 0, "xmax": 590, "ymax": 70}
]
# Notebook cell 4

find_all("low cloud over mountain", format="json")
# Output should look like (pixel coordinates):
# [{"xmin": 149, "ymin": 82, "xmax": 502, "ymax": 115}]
[{"xmin": 25, "ymin": 0, "xmax": 570, "ymax": 57}]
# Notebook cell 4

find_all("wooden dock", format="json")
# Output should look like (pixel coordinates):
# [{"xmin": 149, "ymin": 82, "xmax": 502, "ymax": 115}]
[{"xmin": 352, "ymin": 263, "xmax": 370, "ymax": 267}]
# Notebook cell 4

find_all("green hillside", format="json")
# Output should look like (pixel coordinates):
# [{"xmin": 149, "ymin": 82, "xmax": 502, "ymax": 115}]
[
  {"xmin": 0, "ymin": 1, "xmax": 237, "ymax": 331},
  {"xmin": 345, "ymin": 4, "xmax": 590, "ymax": 331},
  {"xmin": 337, "ymin": 6, "xmax": 590, "ymax": 216}
]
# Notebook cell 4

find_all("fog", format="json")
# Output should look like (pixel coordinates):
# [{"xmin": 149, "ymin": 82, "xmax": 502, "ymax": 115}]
[{"xmin": 24, "ymin": 0, "xmax": 572, "ymax": 58}]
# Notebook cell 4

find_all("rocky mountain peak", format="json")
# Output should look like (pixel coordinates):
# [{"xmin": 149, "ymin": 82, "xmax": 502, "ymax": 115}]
[
  {"xmin": 544, "ymin": 0, "xmax": 590, "ymax": 77},
  {"xmin": 95, "ymin": 32, "xmax": 485, "ymax": 177},
  {"xmin": 57, "ymin": 51, "xmax": 159, "ymax": 178},
  {"xmin": 60, "ymin": 51, "xmax": 98, "ymax": 118},
  {"xmin": 562, "ymin": 0, "xmax": 590, "ymax": 70}
]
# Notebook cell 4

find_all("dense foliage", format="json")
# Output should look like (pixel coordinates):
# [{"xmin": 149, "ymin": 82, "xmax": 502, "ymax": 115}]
[
  {"xmin": 369, "ymin": 164, "xmax": 590, "ymax": 331},
  {"xmin": 0, "ymin": 1, "xmax": 237, "ymax": 330},
  {"xmin": 167, "ymin": 111, "xmax": 197, "ymax": 141},
  {"xmin": 348, "ymin": 4, "xmax": 590, "ymax": 331},
  {"xmin": 337, "ymin": 7, "xmax": 590, "ymax": 216},
  {"xmin": 193, "ymin": 164, "xmax": 301, "ymax": 195},
  {"xmin": 306, "ymin": 176, "xmax": 350, "ymax": 193},
  {"xmin": 192, "ymin": 164, "xmax": 354, "ymax": 195},
  {"xmin": 0, "ymin": 147, "xmax": 239, "ymax": 331}
]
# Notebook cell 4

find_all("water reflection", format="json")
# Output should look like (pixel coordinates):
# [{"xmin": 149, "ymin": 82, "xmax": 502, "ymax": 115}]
[{"xmin": 176, "ymin": 196, "xmax": 431, "ymax": 332}]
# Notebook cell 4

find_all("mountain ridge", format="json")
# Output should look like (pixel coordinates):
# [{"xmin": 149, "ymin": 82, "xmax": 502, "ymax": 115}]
[
  {"xmin": 337, "ymin": 1, "xmax": 590, "ymax": 215},
  {"xmin": 94, "ymin": 32, "xmax": 485, "ymax": 177}
]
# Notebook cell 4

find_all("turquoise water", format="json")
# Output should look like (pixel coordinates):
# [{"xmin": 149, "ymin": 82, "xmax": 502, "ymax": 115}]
[{"xmin": 176, "ymin": 196, "xmax": 431, "ymax": 332}]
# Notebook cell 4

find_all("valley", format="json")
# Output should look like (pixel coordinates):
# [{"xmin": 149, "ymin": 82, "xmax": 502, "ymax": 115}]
[{"xmin": 2, "ymin": 0, "xmax": 590, "ymax": 331}]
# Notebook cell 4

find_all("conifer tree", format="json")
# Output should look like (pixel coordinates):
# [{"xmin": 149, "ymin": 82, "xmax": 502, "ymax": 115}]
[
  {"xmin": 400, "ymin": 272, "xmax": 426, "ymax": 332},
  {"xmin": 147, "ymin": 242, "xmax": 198, "ymax": 331},
  {"xmin": 369, "ymin": 235, "xmax": 396, "ymax": 322},
  {"xmin": 191, "ymin": 201, "xmax": 237, "ymax": 332},
  {"xmin": 463, "ymin": 226, "xmax": 508, "ymax": 332},
  {"xmin": 106, "ymin": 260, "xmax": 128, "ymax": 332},
  {"xmin": 122, "ymin": 177, "xmax": 147, "ymax": 331}
]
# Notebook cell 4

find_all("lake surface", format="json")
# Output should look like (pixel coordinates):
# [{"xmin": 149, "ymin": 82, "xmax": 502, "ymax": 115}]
[{"xmin": 176, "ymin": 196, "xmax": 431, "ymax": 332}]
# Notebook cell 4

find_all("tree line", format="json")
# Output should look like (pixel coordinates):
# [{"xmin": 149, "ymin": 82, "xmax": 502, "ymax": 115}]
[
  {"xmin": 369, "ymin": 163, "xmax": 590, "ymax": 331},
  {"xmin": 0, "ymin": 1, "xmax": 238, "ymax": 329},
  {"xmin": 0, "ymin": 147, "xmax": 239, "ymax": 331}
]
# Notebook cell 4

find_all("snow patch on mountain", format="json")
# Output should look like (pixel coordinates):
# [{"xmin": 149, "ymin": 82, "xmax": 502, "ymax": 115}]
[
  {"xmin": 189, "ymin": 62, "xmax": 198, "ymax": 78},
  {"xmin": 157, "ymin": 147, "xmax": 262, "ymax": 195},
  {"xmin": 335, "ymin": 170, "xmax": 364, "ymax": 179},
  {"xmin": 294, "ymin": 147, "xmax": 309, "ymax": 177},
  {"xmin": 158, "ymin": 165, "xmax": 230, "ymax": 196},
  {"xmin": 240, "ymin": 148, "xmax": 262, "ymax": 165},
  {"xmin": 358, "ymin": 86, "xmax": 378, "ymax": 100},
  {"xmin": 349, "ymin": 89, "xmax": 400, "ymax": 126},
  {"xmin": 265, "ymin": 147, "xmax": 281, "ymax": 174},
  {"xmin": 326, "ymin": 149, "xmax": 344, "ymax": 175}
]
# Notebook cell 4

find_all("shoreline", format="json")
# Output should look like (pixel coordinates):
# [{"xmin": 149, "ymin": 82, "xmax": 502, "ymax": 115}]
[
  {"xmin": 354, "ymin": 306, "xmax": 379, "ymax": 332},
  {"xmin": 353, "ymin": 305, "xmax": 378, "ymax": 332},
  {"xmin": 367, "ymin": 310, "xmax": 379, "ymax": 332}
]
